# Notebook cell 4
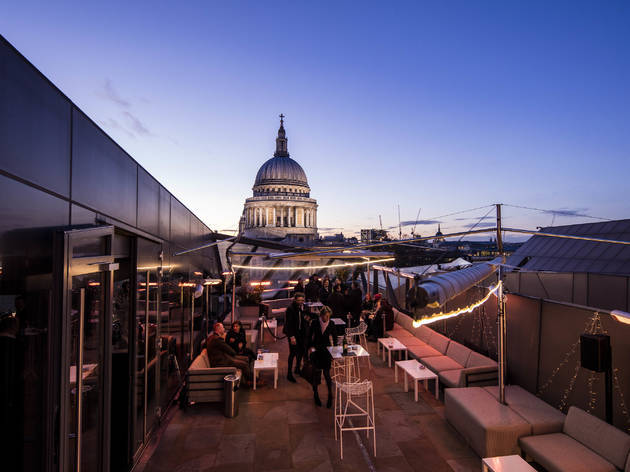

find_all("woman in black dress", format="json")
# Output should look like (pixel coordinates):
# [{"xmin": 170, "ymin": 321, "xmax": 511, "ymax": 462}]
[
  {"xmin": 307, "ymin": 306, "xmax": 338, "ymax": 407},
  {"xmin": 226, "ymin": 321, "xmax": 255, "ymax": 362}
]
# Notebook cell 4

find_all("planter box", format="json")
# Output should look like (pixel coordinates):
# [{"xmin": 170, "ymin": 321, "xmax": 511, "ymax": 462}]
[{"xmin": 238, "ymin": 305, "xmax": 259, "ymax": 318}]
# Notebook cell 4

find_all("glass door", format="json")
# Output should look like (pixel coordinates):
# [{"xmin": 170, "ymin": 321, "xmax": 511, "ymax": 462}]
[{"xmin": 60, "ymin": 226, "xmax": 116, "ymax": 472}]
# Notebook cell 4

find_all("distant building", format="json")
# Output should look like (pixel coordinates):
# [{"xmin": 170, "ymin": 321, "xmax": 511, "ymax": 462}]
[
  {"xmin": 360, "ymin": 228, "xmax": 389, "ymax": 243},
  {"xmin": 240, "ymin": 115, "xmax": 318, "ymax": 243}
]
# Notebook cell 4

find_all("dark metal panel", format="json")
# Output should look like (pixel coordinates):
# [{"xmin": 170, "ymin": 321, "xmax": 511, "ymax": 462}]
[
  {"xmin": 71, "ymin": 109, "xmax": 137, "ymax": 226},
  {"xmin": 0, "ymin": 38, "xmax": 71, "ymax": 197},
  {"xmin": 158, "ymin": 186, "xmax": 170, "ymax": 240},
  {"xmin": 169, "ymin": 197, "xmax": 190, "ymax": 249},
  {"xmin": 70, "ymin": 204, "xmax": 97, "ymax": 226},
  {"xmin": 137, "ymin": 168, "xmax": 159, "ymax": 236}
]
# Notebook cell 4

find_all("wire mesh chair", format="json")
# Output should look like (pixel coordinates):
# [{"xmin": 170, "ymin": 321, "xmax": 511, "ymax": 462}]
[
  {"xmin": 345, "ymin": 321, "xmax": 371, "ymax": 369},
  {"xmin": 334, "ymin": 380, "xmax": 376, "ymax": 459}
]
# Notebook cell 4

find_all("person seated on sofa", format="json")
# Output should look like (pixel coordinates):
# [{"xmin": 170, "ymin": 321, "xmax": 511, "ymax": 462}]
[
  {"xmin": 206, "ymin": 322, "xmax": 261, "ymax": 387},
  {"xmin": 226, "ymin": 320, "xmax": 255, "ymax": 362}
]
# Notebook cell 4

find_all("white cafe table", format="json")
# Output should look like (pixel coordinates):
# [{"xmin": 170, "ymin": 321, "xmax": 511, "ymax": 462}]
[
  {"xmin": 377, "ymin": 337, "xmax": 408, "ymax": 367},
  {"xmin": 327, "ymin": 344, "xmax": 369, "ymax": 381},
  {"xmin": 395, "ymin": 359, "xmax": 438, "ymax": 401},
  {"xmin": 253, "ymin": 352, "xmax": 278, "ymax": 390},
  {"xmin": 481, "ymin": 455, "xmax": 535, "ymax": 472}
]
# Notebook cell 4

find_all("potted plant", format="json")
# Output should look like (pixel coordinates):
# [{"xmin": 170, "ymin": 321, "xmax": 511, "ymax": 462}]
[{"xmin": 237, "ymin": 286, "xmax": 262, "ymax": 318}]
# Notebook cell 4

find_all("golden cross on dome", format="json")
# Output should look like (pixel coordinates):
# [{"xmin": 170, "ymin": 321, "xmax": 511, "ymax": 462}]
[{"xmin": 279, "ymin": 113, "xmax": 285, "ymax": 126}]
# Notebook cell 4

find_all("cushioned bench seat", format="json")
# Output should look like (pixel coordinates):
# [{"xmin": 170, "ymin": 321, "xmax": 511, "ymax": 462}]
[
  {"xmin": 445, "ymin": 387, "xmax": 531, "ymax": 457},
  {"xmin": 186, "ymin": 349, "xmax": 239, "ymax": 405},
  {"xmin": 484, "ymin": 385, "xmax": 565, "ymax": 435},
  {"xmin": 520, "ymin": 406, "xmax": 630, "ymax": 472}
]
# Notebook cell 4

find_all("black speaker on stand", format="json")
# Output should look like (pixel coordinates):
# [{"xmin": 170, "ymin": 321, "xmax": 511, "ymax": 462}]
[{"xmin": 580, "ymin": 333, "xmax": 612, "ymax": 423}]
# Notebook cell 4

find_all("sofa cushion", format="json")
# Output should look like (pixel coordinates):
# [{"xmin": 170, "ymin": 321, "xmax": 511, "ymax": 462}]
[
  {"xmin": 446, "ymin": 341, "xmax": 472, "ymax": 367},
  {"xmin": 520, "ymin": 433, "xmax": 617, "ymax": 472},
  {"xmin": 190, "ymin": 349, "xmax": 210, "ymax": 369},
  {"xmin": 439, "ymin": 369, "xmax": 463, "ymax": 388},
  {"xmin": 445, "ymin": 387, "xmax": 531, "ymax": 457},
  {"xmin": 415, "ymin": 326, "xmax": 434, "ymax": 343},
  {"xmin": 428, "ymin": 331, "xmax": 450, "ymax": 354},
  {"xmin": 467, "ymin": 351, "xmax": 497, "ymax": 368},
  {"xmin": 398, "ymin": 337, "xmax": 429, "ymax": 348},
  {"xmin": 484, "ymin": 385, "xmax": 565, "ymax": 435},
  {"xmin": 396, "ymin": 313, "xmax": 415, "ymax": 332},
  {"xmin": 422, "ymin": 355, "xmax": 464, "ymax": 373},
  {"xmin": 564, "ymin": 406, "xmax": 630, "ymax": 470},
  {"xmin": 390, "ymin": 327, "xmax": 416, "ymax": 339},
  {"xmin": 408, "ymin": 344, "xmax": 443, "ymax": 359}
]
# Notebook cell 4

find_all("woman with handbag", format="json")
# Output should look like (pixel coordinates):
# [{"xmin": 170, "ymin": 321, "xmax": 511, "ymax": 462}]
[{"xmin": 306, "ymin": 306, "xmax": 337, "ymax": 407}]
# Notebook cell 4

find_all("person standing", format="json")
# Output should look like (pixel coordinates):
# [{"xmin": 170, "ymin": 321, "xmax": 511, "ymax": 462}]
[
  {"xmin": 327, "ymin": 284, "xmax": 347, "ymax": 320},
  {"xmin": 307, "ymin": 306, "xmax": 337, "ymax": 407},
  {"xmin": 348, "ymin": 281, "xmax": 363, "ymax": 326},
  {"xmin": 319, "ymin": 278, "xmax": 331, "ymax": 305},
  {"xmin": 305, "ymin": 275, "xmax": 320, "ymax": 302},
  {"xmin": 283, "ymin": 292, "xmax": 307, "ymax": 382}
]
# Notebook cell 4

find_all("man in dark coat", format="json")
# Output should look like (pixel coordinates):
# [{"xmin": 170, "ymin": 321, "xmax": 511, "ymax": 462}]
[
  {"xmin": 348, "ymin": 281, "xmax": 363, "ymax": 326},
  {"xmin": 283, "ymin": 292, "xmax": 308, "ymax": 382},
  {"xmin": 305, "ymin": 275, "xmax": 321, "ymax": 302},
  {"xmin": 327, "ymin": 284, "xmax": 347, "ymax": 320},
  {"xmin": 307, "ymin": 306, "xmax": 337, "ymax": 407},
  {"xmin": 206, "ymin": 322, "xmax": 254, "ymax": 386}
]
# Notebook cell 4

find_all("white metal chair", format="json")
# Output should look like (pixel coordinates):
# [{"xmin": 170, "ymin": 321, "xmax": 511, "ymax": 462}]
[
  {"xmin": 345, "ymin": 321, "xmax": 371, "ymax": 369},
  {"xmin": 335, "ymin": 380, "xmax": 376, "ymax": 459}
]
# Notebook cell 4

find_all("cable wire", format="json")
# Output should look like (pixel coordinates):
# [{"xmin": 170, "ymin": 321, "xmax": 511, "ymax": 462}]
[{"xmin": 503, "ymin": 204, "xmax": 613, "ymax": 221}]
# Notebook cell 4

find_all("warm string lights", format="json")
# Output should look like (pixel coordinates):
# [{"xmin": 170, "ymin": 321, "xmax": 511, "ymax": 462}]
[
  {"xmin": 482, "ymin": 306, "xmax": 498, "ymax": 358},
  {"xmin": 537, "ymin": 313, "xmax": 597, "ymax": 397},
  {"xmin": 412, "ymin": 284, "xmax": 500, "ymax": 328},
  {"xmin": 231, "ymin": 257, "xmax": 395, "ymax": 271}
]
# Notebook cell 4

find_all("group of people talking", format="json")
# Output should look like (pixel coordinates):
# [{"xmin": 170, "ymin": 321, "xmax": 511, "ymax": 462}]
[
  {"xmin": 284, "ymin": 281, "xmax": 394, "ymax": 407},
  {"xmin": 203, "ymin": 277, "xmax": 394, "ymax": 405}
]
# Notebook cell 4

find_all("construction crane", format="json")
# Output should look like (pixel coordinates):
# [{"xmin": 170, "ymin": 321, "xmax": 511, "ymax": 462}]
[{"xmin": 379, "ymin": 215, "xmax": 383, "ymax": 230}]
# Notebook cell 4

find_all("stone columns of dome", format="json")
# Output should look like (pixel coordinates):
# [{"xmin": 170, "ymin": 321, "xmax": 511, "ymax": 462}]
[
  {"xmin": 273, "ymin": 207, "xmax": 277, "ymax": 227},
  {"xmin": 306, "ymin": 209, "xmax": 310, "ymax": 228},
  {"xmin": 314, "ymin": 210, "xmax": 317, "ymax": 229},
  {"xmin": 281, "ymin": 206, "xmax": 285, "ymax": 227}
]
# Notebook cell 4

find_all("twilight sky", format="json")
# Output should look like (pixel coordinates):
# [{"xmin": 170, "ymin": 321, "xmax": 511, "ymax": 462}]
[{"xmin": 2, "ymin": 1, "xmax": 629, "ymax": 239}]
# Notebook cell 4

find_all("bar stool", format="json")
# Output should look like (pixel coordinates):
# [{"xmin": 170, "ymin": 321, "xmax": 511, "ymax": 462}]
[
  {"xmin": 345, "ymin": 321, "xmax": 371, "ymax": 370},
  {"xmin": 334, "ymin": 380, "xmax": 376, "ymax": 459}
]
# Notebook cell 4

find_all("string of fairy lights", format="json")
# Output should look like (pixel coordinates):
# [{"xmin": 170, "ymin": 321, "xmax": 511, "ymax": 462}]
[
  {"xmin": 412, "ymin": 283, "xmax": 500, "ymax": 328},
  {"xmin": 537, "ymin": 312, "xmax": 630, "ymax": 432},
  {"xmin": 231, "ymin": 257, "xmax": 394, "ymax": 271}
]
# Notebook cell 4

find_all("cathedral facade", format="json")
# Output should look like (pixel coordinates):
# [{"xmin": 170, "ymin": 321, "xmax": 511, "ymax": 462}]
[{"xmin": 240, "ymin": 116, "xmax": 318, "ymax": 243}]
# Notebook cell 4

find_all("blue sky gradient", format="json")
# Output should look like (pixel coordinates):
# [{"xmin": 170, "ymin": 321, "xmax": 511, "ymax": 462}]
[{"xmin": 2, "ymin": 1, "xmax": 629, "ymax": 238}]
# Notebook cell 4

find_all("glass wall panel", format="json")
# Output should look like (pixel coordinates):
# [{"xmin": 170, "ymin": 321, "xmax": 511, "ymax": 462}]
[{"xmin": 0, "ymin": 174, "xmax": 68, "ymax": 471}]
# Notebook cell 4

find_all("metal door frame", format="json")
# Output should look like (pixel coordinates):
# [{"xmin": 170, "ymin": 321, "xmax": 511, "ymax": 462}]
[{"xmin": 57, "ymin": 225, "xmax": 117, "ymax": 472}]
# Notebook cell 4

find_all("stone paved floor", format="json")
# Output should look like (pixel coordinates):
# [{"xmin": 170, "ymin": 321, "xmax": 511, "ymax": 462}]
[{"xmin": 137, "ymin": 333, "xmax": 482, "ymax": 472}]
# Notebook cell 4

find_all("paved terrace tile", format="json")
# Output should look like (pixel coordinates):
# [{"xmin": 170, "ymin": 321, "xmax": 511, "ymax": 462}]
[{"xmin": 136, "ymin": 330, "xmax": 481, "ymax": 472}]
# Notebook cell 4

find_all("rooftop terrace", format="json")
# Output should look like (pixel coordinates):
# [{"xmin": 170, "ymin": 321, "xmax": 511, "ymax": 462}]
[{"xmin": 135, "ymin": 335, "xmax": 482, "ymax": 472}]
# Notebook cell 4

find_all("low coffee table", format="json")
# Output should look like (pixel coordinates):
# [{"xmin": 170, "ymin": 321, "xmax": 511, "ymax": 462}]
[
  {"xmin": 394, "ymin": 359, "xmax": 438, "ymax": 401},
  {"xmin": 378, "ymin": 337, "xmax": 408, "ymax": 367},
  {"xmin": 482, "ymin": 455, "xmax": 535, "ymax": 472},
  {"xmin": 253, "ymin": 352, "xmax": 278, "ymax": 390}
]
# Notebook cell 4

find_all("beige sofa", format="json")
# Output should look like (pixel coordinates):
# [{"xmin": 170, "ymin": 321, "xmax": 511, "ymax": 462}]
[
  {"xmin": 183, "ymin": 348, "xmax": 240, "ymax": 407},
  {"xmin": 445, "ymin": 385, "xmax": 566, "ymax": 458},
  {"xmin": 389, "ymin": 308, "xmax": 498, "ymax": 388},
  {"xmin": 520, "ymin": 406, "xmax": 630, "ymax": 472}
]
